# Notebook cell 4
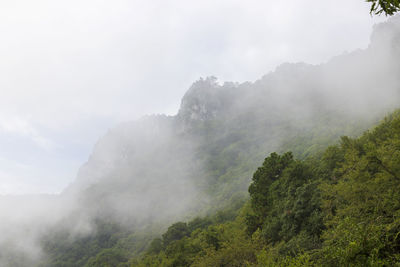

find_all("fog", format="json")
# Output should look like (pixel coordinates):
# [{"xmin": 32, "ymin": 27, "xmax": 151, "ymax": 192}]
[
  {"xmin": 0, "ymin": 0, "xmax": 385, "ymax": 195},
  {"xmin": 0, "ymin": 3, "xmax": 400, "ymax": 267},
  {"xmin": 0, "ymin": 115, "xmax": 208, "ymax": 265}
]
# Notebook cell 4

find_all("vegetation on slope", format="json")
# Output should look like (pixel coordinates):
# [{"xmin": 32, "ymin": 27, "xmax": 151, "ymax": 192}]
[
  {"xmin": 34, "ymin": 16, "xmax": 400, "ymax": 266},
  {"xmin": 132, "ymin": 110, "xmax": 400, "ymax": 266}
]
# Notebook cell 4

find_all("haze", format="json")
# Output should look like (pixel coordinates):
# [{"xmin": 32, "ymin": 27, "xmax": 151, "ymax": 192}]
[{"xmin": 0, "ymin": 0, "xmax": 386, "ymax": 194}]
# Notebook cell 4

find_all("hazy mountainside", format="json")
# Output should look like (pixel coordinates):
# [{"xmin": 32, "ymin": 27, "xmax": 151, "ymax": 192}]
[
  {"xmin": 1, "ymin": 16, "xmax": 400, "ymax": 267},
  {"xmin": 66, "ymin": 116, "xmax": 204, "ymax": 225},
  {"xmin": 135, "ymin": 110, "xmax": 400, "ymax": 267},
  {"xmin": 68, "ymin": 15, "xmax": 400, "ymax": 216}
]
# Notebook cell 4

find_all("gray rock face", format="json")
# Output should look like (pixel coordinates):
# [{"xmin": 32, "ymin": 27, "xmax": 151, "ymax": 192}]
[{"xmin": 178, "ymin": 77, "xmax": 226, "ymax": 123}]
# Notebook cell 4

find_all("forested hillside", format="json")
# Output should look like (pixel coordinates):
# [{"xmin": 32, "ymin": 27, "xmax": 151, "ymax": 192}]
[
  {"xmin": 134, "ymin": 110, "xmax": 400, "ymax": 266},
  {"xmin": 1, "ymin": 15, "xmax": 400, "ymax": 267}
]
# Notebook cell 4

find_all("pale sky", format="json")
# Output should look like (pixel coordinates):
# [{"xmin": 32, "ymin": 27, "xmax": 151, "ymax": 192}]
[{"xmin": 0, "ymin": 0, "xmax": 387, "ymax": 194}]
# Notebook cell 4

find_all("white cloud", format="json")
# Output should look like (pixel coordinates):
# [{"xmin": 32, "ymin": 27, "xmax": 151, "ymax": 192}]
[
  {"xmin": 0, "ymin": 116, "xmax": 54, "ymax": 151},
  {"xmin": 0, "ymin": 157, "xmax": 58, "ymax": 194}
]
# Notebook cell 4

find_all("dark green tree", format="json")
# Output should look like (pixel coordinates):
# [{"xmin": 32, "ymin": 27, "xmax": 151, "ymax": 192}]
[
  {"xmin": 85, "ymin": 249, "xmax": 128, "ymax": 267},
  {"xmin": 247, "ymin": 152, "xmax": 324, "ymax": 254},
  {"xmin": 367, "ymin": 0, "xmax": 400, "ymax": 15},
  {"xmin": 162, "ymin": 222, "xmax": 190, "ymax": 247}
]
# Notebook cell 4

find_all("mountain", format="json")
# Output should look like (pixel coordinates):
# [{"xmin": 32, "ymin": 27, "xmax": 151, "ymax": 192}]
[
  {"xmin": 1, "ymin": 15, "xmax": 400, "ymax": 267},
  {"xmin": 67, "ymin": 15, "xmax": 400, "ymax": 220}
]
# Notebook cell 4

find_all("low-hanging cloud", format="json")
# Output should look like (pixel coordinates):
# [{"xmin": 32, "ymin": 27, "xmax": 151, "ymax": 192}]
[{"xmin": 0, "ymin": 0, "xmax": 386, "ymax": 194}]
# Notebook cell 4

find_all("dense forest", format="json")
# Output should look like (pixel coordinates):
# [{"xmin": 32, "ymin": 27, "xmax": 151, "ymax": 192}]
[
  {"xmin": 131, "ymin": 110, "xmax": 400, "ymax": 266},
  {"xmin": 1, "ymin": 10, "xmax": 400, "ymax": 267}
]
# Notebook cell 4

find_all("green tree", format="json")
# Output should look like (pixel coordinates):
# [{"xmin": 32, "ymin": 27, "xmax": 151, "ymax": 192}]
[
  {"xmin": 367, "ymin": 0, "xmax": 400, "ymax": 15},
  {"xmin": 162, "ymin": 222, "xmax": 190, "ymax": 247},
  {"xmin": 247, "ymin": 152, "xmax": 324, "ymax": 255},
  {"xmin": 85, "ymin": 249, "xmax": 128, "ymax": 267},
  {"xmin": 319, "ymin": 111, "xmax": 400, "ymax": 266}
]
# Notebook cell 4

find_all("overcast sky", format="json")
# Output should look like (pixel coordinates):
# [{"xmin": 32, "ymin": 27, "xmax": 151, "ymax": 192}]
[{"xmin": 0, "ymin": 0, "xmax": 387, "ymax": 195}]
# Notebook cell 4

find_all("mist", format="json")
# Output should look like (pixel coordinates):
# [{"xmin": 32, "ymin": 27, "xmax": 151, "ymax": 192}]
[
  {"xmin": 0, "ymin": 0, "xmax": 385, "ymax": 195},
  {"xmin": 0, "ymin": 5, "xmax": 400, "ymax": 267}
]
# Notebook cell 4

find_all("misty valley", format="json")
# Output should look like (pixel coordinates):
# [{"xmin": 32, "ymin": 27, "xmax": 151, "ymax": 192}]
[{"xmin": 2, "ymin": 9, "xmax": 400, "ymax": 267}]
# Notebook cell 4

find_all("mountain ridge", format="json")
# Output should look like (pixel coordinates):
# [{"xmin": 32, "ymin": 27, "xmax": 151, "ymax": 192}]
[{"xmin": 1, "ymin": 15, "xmax": 400, "ymax": 267}]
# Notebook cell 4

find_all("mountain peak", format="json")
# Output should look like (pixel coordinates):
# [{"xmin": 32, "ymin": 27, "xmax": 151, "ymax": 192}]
[
  {"xmin": 177, "ymin": 76, "xmax": 224, "ymax": 124},
  {"xmin": 370, "ymin": 15, "xmax": 400, "ymax": 51}
]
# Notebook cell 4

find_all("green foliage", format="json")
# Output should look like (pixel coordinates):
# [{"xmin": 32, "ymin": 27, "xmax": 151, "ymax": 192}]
[
  {"xmin": 42, "ymin": 110, "xmax": 400, "ymax": 266},
  {"xmin": 247, "ymin": 152, "xmax": 324, "ymax": 255},
  {"xmin": 143, "ymin": 110, "xmax": 400, "ymax": 267},
  {"xmin": 367, "ymin": 0, "xmax": 400, "ymax": 15},
  {"xmin": 36, "ymin": 75, "xmax": 397, "ymax": 267},
  {"xmin": 147, "ymin": 238, "xmax": 163, "ymax": 254},
  {"xmin": 39, "ymin": 221, "xmax": 126, "ymax": 267},
  {"xmin": 162, "ymin": 222, "xmax": 190, "ymax": 248},
  {"xmin": 85, "ymin": 249, "xmax": 129, "ymax": 267},
  {"xmin": 133, "ymin": 205, "xmax": 261, "ymax": 267},
  {"xmin": 39, "ymin": 221, "xmax": 155, "ymax": 267},
  {"xmin": 57, "ymin": 110, "xmax": 395, "ymax": 267},
  {"xmin": 317, "ymin": 111, "xmax": 400, "ymax": 266},
  {"xmin": 255, "ymin": 249, "xmax": 314, "ymax": 267}
]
